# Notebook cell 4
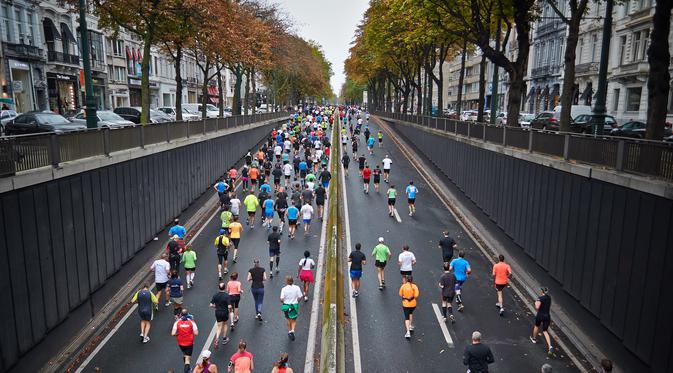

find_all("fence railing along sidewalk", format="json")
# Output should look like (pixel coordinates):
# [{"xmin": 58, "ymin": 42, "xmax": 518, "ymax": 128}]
[
  {"xmin": 0, "ymin": 112, "xmax": 286, "ymax": 178},
  {"xmin": 374, "ymin": 111, "xmax": 673, "ymax": 182}
]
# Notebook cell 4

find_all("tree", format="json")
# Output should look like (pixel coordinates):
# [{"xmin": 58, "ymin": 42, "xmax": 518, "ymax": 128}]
[{"xmin": 645, "ymin": 0, "xmax": 672, "ymax": 140}]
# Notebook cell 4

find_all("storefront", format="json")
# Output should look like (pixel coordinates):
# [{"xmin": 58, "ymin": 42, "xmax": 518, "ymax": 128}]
[
  {"xmin": 91, "ymin": 75, "xmax": 107, "ymax": 110},
  {"xmin": 8, "ymin": 59, "xmax": 37, "ymax": 113},
  {"xmin": 128, "ymin": 77, "xmax": 159, "ymax": 107},
  {"xmin": 47, "ymin": 72, "xmax": 78, "ymax": 115}
]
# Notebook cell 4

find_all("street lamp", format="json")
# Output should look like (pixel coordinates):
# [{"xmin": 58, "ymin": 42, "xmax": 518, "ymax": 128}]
[{"xmin": 78, "ymin": 0, "xmax": 97, "ymax": 129}]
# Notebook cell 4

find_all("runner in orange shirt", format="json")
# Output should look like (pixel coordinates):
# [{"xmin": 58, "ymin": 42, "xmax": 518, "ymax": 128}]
[
  {"xmin": 399, "ymin": 275, "xmax": 419, "ymax": 340},
  {"xmin": 248, "ymin": 166, "xmax": 260, "ymax": 192},
  {"xmin": 492, "ymin": 255, "xmax": 512, "ymax": 316}
]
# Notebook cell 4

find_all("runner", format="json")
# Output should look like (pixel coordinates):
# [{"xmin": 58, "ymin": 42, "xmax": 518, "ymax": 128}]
[
  {"xmin": 405, "ymin": 181, "xmax": 418, "ymax": 216},
  {"xmin": 372, "ymin": 165, "xmax": 381, "ymax": 192},
  {"xmin": 348, "ymin": 243, "xmax": 366, "ymax": 298},
  {"xmin": 280, "ymin": 276, "xmax": 303, "ymax": 341},
  {"xmin": 352, "ymin": 139, "xmax": 359, "ymax": 157},
  {"xmin": 262, "ymin": 195, "xmax": 274, "ymax": 229},
  {"xmin": 272, "ymin": 164, "xmax": 283, "ymax": 191},
  {"xmin": 171, "ymin": 308, "xmax": 199, "ymax": 373},
  {"xmin": 492, "ymin": 255, "xmax": 512, "ymax": 316},
  {"xmin": 150, "ymin": 253, "xmax": 171, "ymax": 307},
  {"xmin": 382, "ymin": 155, "xmax": 392, "ymax": 183},
  {"xmin": 229, "ymin": 340, "xmax": 254, "ymax": 373},
  {"xmin": 287, "ymin": 202, "xmax": 300, "ymax": 239},
  {"xmin": 438, "ymin": 263, "xmax": 457, "ymax": 323},
  {"xmin": 341, "ymin": 152, "xmax": 350, "ymax": 176},
  {"xmin": 283, "ymin": 162, "xmax": 293, "ymax": 188},
  {"xmin": 243, "ymin": 191, "xmax": 259, "ymax": 228},
  {"xmin": 181, "ymin": 245, "xmax": 197, "ymax": 289},
  {"xmin": 399, "ymin": 275, "xmax": 419, "ymax": 340},
  {"xmin": 386, "ymin": 184, "xmax": 398, "ymax": 217},
  {"xmin": 241, "ymin": 165, "xmax": 250, "ymax": 191},
  {"xmin": 271, "ymin": 353, "xmax": 293, "ymax": 373},
  {"xmin": 530, "ymin": 287, "xmax": 554, "ymax": 356},
  {"xmin": 193, "ymin": 350, "xmax": 217, "ymax": 373},
  {"xmin": 228, "ymin": 166, "xmax": 238, "ymax": 190},
  {"xmin": 377, "ymin": 130, "xmax": 383, "ymax": 147},
  {"xmin": 300, "ymin": 202, "xmax": 314, "ymax": 234},
  {"xmin": 362, "ymin": 163, "xmax": 371, "ymax": 194},
  {"xmin": 463, "ymin": 331, "xmax": 495, "ymax": 372},
  {"xmin": 230, "ymin": 193, "xmax": 241, "ymax": 219},
  {"xmin": 227, "ymin": 272, "xmax": 242, "ymax": 329},
  {"xmin": 314, "ymin": 183, "xmax": 326, "ymax": 219},
  {"xmin": 367, "ymin": 135, "xmax": 375, "ymax": 155},
  {"xmin": 357, "ymin": 154, "xmax": 366, "ymax": 175},
  {"xmin": 438, "ymin": 230, "xmax": 457, "ymax": 266},
  {"xmin": 297, "ymin": 250, "xmax": 315, "ymax": 302},
  {"xmin": 247, "ymin": 259, "xmax": 267, "ymax": 321},
  {"xmin": 372, "ymin": 237, "xmax": 392, "ymax": 290},
  {"xmin": 249, "ymin": 165, "xmax": 260, "ymax": 192},
  {"xmin": 214, "ymin": 229, "xmax": 230, "ymax": 280},
  {"xmin": 267, "ymin": 226, "xmax": 281, "ymax": 276},
  {"xmin": 449, "ymin": 250, "xmax": 471, "ymax": 312},
  {"xmin": 305, "ymin": 171, "xmax": 316, "ymax": 190},
  {"xmin": 398, "ymin": 245, "xmax": 416, "ymax": 277},
  {"xmin": 214, "ymin": 178, "xmax": 229, "ymax": 208},
  {"xmin": 209, "ymin": 283, "xmax": 232, "ymax": 349},
  {"xmin": 169, "ymin": 218, "xmax": 187, "ymax": 239},
  {"xmin": 167, "ymin": 270, "xmax": 185, "ymax": 317},
  {"xmin": 220, "ymin": 205, "xmax": 233, "ymax": 234},
  {"xmin": 229, "ymin": 216, "xmax": 243, "ymax": 263},
  {"xmin": 319, "ymin": 166, "xmax": 331, "ymax": 188},
  {"xmin": 131, "ymin": 284, "xmax": 157, "ymax": 344},
  {"xmin": 298, "ymin": 159, "xmax": 308, "ymax": 185},
  {"xmin": 275, "ymin": 191, "xmax": 288, "ymax": 234}
]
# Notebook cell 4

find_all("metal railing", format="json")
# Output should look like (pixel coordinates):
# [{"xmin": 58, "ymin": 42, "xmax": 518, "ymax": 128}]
[
  {"xmin": 0, "ymin": 112, "xmax": 286, "ymax": 178},
  {"xmin": 374, "ymin": 111, "xmax": 673, "ymax": 181}
]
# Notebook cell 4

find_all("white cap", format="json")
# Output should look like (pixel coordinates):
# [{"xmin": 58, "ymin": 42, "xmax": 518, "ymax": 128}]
[
  {"xmin": 378, "ymin": 237, "xmax": 384, "ymax": 243},
  {"xmin": 201, "ymin": 350, "xmax": 211, "ymax": 359}
]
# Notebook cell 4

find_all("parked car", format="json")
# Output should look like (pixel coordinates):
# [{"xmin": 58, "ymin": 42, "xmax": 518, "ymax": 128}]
[
  {"xmin": 571, "ymin": 114, "xmax": 618, "ymax": 134},
  {"xmin": 157, "ymin": 107, "xmax": 200, "ymax": 121},
  {"xmin": 461, "ymin": 110, "xmax": 478, "ymax": 121},
  {"xmin": 529, "ymin": 112, "xmax": 556, "ymax": 130},
  {"xmin": 4, "ymin": 111, "xmax": 85, "ymax": 135},
  {"xmin": 553, "ymin": 105, "xmax": 592, "ymax": 119},
  {"xmin": 70, "ymin": 110, "xmax": 134, "ymax": 128},
  {"xmin": 182, "ymin": 103, "xmax": 220, "ymax": 118},
  {"xmin": 610, "ymin": 121, "xmax": 646, "ymax": 138},
  {"xmin": 0, "ymin": 109, "xmax": 18, "ymax": 135},
  {"xmin": 113, "ymin": 107, "xmax": 172, "ymax": 124},
  {"xmin": 519, "ymin": 113, "xmax": 536, "ymax": 128}
]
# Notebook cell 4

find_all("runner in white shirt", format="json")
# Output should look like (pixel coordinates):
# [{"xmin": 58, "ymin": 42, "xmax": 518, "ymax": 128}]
[
  {"xmin": 382, "ymin": 155, "xmax": 393, "ymax": 183},
  {"xmin": 283, "ymin": 163, "xmax": 293, "ymax": 187},
  {"xmin": 300, "ymin": 203, "xmax": 314, "ymax": 234},
  {"xmin": 274, "ymin": 144, "xmax": 283, "ymax": 161},
  {"xmin": 230, "ymin": 195, "xmax": 241, "ymax": 217},
  {"xmin": 150, "ymin": 253, "xmax": 171, "ymax": 307},
  {"xmin": 280, "ymin": 276, "xmax": 304, "ymax": 340},
  {"xmin": 397, "ymin": 245, "xmax": 416, "ymax": 276}
]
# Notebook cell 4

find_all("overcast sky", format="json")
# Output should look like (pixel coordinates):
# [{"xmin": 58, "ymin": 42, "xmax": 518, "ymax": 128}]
[{"xmin": 274, "ymin": 0, "xmax": 369, "ymax": 96}]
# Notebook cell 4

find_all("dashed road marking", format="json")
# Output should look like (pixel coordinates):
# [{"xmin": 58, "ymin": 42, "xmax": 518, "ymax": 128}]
[{"xmin": 432, "ymin": 303, "xmax": 455, "ymax": 348}]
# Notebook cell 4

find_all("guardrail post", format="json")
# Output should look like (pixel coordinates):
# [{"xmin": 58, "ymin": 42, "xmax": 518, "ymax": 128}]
[
  {"xmin": 483, "ymin": 123, "xmax": 487, "ymax": 141},
  {"xmin": 502, "ymin": 125, "xmax": 507, "ymax": 146},
  {"xmin": 467, "ymin": 122, "xmax": 471, "ymax": 138},
  {"xmin": 49, "ymin": 133, "xmax": 60, "ymax": 167},
  {"xmin": 563, "ymin": 134, "xmax": 570, "ymax": 160},
  {"xmin": 616, "ymin": 140, "xmax": 625, "ymax": 171},
  {"xmin": 443, "ymin": 118, "xmax": 447, "ymax": 131},
  {"xmin": 140, "ymin": 125, "xmax": 145, "ymax": 149},
  {"xmin": 185, "ymin": 120, "xmax": 190, "ymax": 138},
  {"xmin": 528, "ymin": 129, "xmax": 533, "ymax": 152},
  {"xmin": 454, "ymin": 120, "xmax": 458, "ymax": 135},
  {"xmin": 103, "ymin": 127, "xmax": 111, "ymax": 156},
  {"xmin": 434, "ymin": 117, "xmax": 438, "ymax": 129},
  {"xmin": 203, "ymin": 119, "xmax": 207, "ymax": 135},
  {"xmin": 166, "ymin": 122, "xmax": 171, "ymax": 143}
]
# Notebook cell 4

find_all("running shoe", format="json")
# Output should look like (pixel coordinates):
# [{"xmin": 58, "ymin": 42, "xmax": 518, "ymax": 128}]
[
  {"xmin": 458, "ymin": 304, "xmax": 464, "ymax": 312},
  {"xmin": 409, "ymin": 325, "xmax": 414, "ymax": 332},
  {"xmin": 139, "ymin": 333, "xmax": 144, "ymax": 343},
  {"xmin": 529, "ymin": 336, "xmax": 537, "ymax": 344},
  {"xmin": 404, "ymin": 331, "xmax": 411, "ymax": 340},
  {"xmin": 289, "ymin": 332, "xmax": 295, "ymax": 341},
  {"xmin": 449, "ymin": 314, "xmax": 456, "ymax": 323},
  {"xmin": 499, "ymin": 308, "xmax": 504, "ymax": 317},
  {"xmin": 222, "ymin": 337, "xmax": 230, "ymax": 345},
  {"xmin": 142, "ymin": 336, "xmax": 150, "ymax": 344},
  {"xmin": 548, "ymin": 347, "xmax": 554, "ymax": 356}
]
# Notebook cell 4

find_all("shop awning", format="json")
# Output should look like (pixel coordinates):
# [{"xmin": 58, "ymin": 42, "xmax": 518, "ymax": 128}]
[
  {"xmin": 60, "ymin": 23, "xmax": 77, "ymax": 43},
  {"xmin": 210, "ymin": 96, "xmax": 220, "ymax": 105},
  {"xmin": 0, "ymin": 98, "xmax": 14, "ymax": 105},
  {"xmin": 126, "ymin": 46, "xmax": 133, "ymax": 61},
  {"xmin": 43, "ymin": 18, "xmax": 61, "ymax": 41},
  {"xmin": 208, "ymin": 86, "xmax": 218, "ymax": 96}
]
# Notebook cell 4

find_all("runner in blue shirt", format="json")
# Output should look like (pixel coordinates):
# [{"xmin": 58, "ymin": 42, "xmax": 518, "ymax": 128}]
[
  {"xmin": 168, "ymin": 219, "xmax": 186, "ymax": 239},
  {"xmin": 405, "ymin": 181, "xmax": 418, "ymax": 216},
  {"xmin": 298, "ymin": 161, "xmax": 308, "ymax": 185},
  {"xmin": 260, "ymin": 183, "xmax": 271, "ymax": 193},
  {"xmin": 263, "ymin": 197, "xmax": 274, "ymax": 229},
  {"xmin": 286, "ymin": 202, "xmax": 300, "ymax": 239},
  {"xmin": 367, "ymin": 136, "xmax": 375, "ymax": 155},
  {"xmin": 449, "ymin": 251, "xmax": 471, "ymax": 312}
]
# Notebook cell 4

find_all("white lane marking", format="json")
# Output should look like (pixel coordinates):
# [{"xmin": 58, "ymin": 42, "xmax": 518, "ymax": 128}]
[
  {"xmin": 393, "ymin": 208, "xmax": 402, "ymax": 223},
  {"xmin": 431, "ymin": 303, "xmax": 455, "ymax": 348},
  {"xmin": 195, "ymin": 321, "xmax": 219, "ymax": 365},
  {"xmin": 341, "ymin": 150, "xmax": 362, "ymax": 373}
]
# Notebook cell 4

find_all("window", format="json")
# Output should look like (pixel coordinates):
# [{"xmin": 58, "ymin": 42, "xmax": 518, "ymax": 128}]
[
  {"xmin": 114, "ymin": 66, "xmax": 126, "ymax": 81},
  {"xmin": 113, "ymin": 39, "xmax": 124, "ymax": 56},
  {"xmin": 613, "ymin": 89, "xmax": 620, "ymax": 111},
  {"xmin": 618, "ymin": 35, "xmax": 627, "ymax": 64},
  {"xmin": 2, "ymin": 6, "xmax": 11, "ymax": 42},
  {"xmin": 590, "ymin": 33, "xmax": 598, "ymax": 62},
  {"xmin": 108, "ymin": 64, "xmax": 114, "ymax": 79},
  {"xmin": 626, "ymin": 87, "xmax": 642, "ymax": 111},
  {"xmin": 15, "ymin": 9, "xmax": 23, "ymax": 44},
  {"xmin": 641, "ymin": 29, "xmax": 650, "ymax": 60},
  {"xmin": 578, "ymin": 38, "xmax": 584, "ymax": 64},
  {"xmin": 25, "ymin": 11, "xmax": 33, "ymax": 45},
  {"xmin": 632, "ymin": 31, "xmax": 642, "ymax": 61}
]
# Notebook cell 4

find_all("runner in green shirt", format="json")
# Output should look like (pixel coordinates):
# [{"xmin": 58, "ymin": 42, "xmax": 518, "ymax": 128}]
[
  {"xmin": 372, "ymin": 237, "xmax": 392, "ymax": 289},
  {"xmin": 243, "ymin": 191, "xmax": 259, "ymax": 228},
  {"xmin": 181, "ymin": 245, "xmax": 197, "ymax": 288},
  {"xmin": 387, "ymin": 185, "xmax": 397, "ymax": 217},
  {"xmin": 377, "ymin": 131, "xmax": 383, "ymax": 148},
  {"xmin": 220, "ymin": 206, "xmax": 233, "ymax": 232}
]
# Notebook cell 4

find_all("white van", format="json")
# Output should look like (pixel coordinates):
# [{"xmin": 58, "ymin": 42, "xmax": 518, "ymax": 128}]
[{"xmin": 553, "ymin": 105, "xmax": 592, "ymax": 120}]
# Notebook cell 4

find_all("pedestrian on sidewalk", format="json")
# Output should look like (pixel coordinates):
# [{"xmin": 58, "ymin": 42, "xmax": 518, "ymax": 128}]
[
  {"xmin": 372, "ymin": 237, "xmax": 391, "ymax": 290},
  {"xmin": 348, "ymin": 243, "xmax": 366, "ymax": 298},
  {"xmin": 181, "ymin": 245, "xmax": 197, "ymax": 288},
  {"xmin": 227, "ymin": 273, "xmax": 242, "ymax": 329},
  {"xmin": 131, "ymin": 284, "xmax": 157, "ymax": 344},
  {"xmin": 463, "ymin": 331, "xmax": 495, "ymax": 373},
  {"xmin": 271, "ymin": 353, "xmax": 293, "ymax": 373},
  {"xmin": 210, "ymin": 283, "xmax": 232, "ymax": 349},
  {"xmin": 530, "ymin": 287, "xmax": 554, "ymax": 356},
  {"xmin": 280, "ymin": 276, "xmax": 303, "ymax": 341},
  {"xmin": 297, "ymin": 250, "xmax": 315, "ymax": 302},
  {"xmin": 228, "ymin": 340, "xmax": 254, "ymax": 373},
  {"xmin": 172, "ymin": 308, "xmax": 199, "ymax": 373},
  {"xmin": 168, "ymin": 270, "xmax": 185, "ymax": 318},
  {"xmin": 247, "ymin": 259, "xmax": 267, "ymax": 321},
  {"xmin": 193, "ymin": 350, "xmax": 217, "ymax": 373},
  {"xmin": 438, "ymin": 263, "xmax": 457, "ymax": 323},
  {"xmin": 150, "ymin": 253, "xmax": 171, "ymax": 307},
  {"xmin": 398, "ymin": 245, "xmax": 416, "ymax": 277},
  {"xmin": 449, "ymin": 250, "xmax": 471, "ymax": 312},
  {"xmin": 492, "ymin": 255, "xmax": 512, "ymax": 316},
  {"xmin": 399, "ymin": 275, "xmax": 419, "ymax": 340},
  {"xmin": 214, "ymin": 229, "xmax": 231, "ymax": 281}
]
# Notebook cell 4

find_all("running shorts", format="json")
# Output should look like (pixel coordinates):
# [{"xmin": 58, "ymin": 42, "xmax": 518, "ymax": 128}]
[
  {"xmin": 248, "ymin": 211, "xmax": 256, "ymax": 217},
  {"xmin": 375, "ymin": 260, "xmax": 387, "ymax": 268},
  {"xmin": 288, "ymin": 219, "xmax": 297, "ymax": 226},
  {"xmin": 408, "ymin": 198, "xmax": 415, "ymax": 204},
  {"xmin": 179, "ymin": 344, "xmax": 194, "ymax": 356},
  {"xmin": 349, "ymin": 270, "xmax": 362, "ymax": 279},
  {"xmin": 442, "ymin": 294, "xmax": 455, "ymax": 303},
  {"xmin": 229, "ymin": 294, "xmax": 241, "ymax": 308},
  {"xmin": 299, "ymin": 269, "xmax": 315, "ymax": 283},
  {"xmin": 403, "ymin": 306, "xmax": 416, "ymax": 320},
  {"xmin": 455, "ymin": 280, "xmax": 465, "ymax": 291},
  {"xmin": 495, "ymin": 284, "xmax": 507, "ymax": 291},
  {"xmin": 251, "ymin": 179, "xmax": 258, "ymax": 184},
  {"xmin": 373, "ymin": 176, "xmax": 380, "ymax": 184},
  {"xmin": 388, "ymin": 198, "xmax": 396, "ymax": 206},
  {"xmin": 274, "ymin": 178, "xmax": 281, "ymax": 185},
  {"xmin": 535, "ymin": 315, "xmax": 551, "ymax": 331},
  {"xmin": 383, "ymin": 169, "xmax": 390, "ymax": 174},
  {"xmin": 184, "ymin": 267, "xmax": 196, "ymax": 272},
  {"xmin": 215, "ymin": 310, "xmax": 229, "ymax": 323},
  {"xmin": 277, "ymin": 210, "xmax": 286, "ymax": 220},
  {"xmin": 231, "ymin": 238, "xmax": 240, "ymax": 249},
  {"xmin": 363, "ymin": 178, "xmax": 370, "ymax": 184},
  {"xmin": 171, "ymin": 296, "xmax": 184, "ymax": 305},
  {"xmin": 217, "ymin": 253, "xmax": 228, "ymax": 265},
  {"xmin": 264, "ymin": 210, "xmax": 274, "ymax": 218},
  {"xmin": 139, "ymin": 310, "xmax": 153, "ymax": 321},
  {"xmin": 316, "ymin": 199, "xmax": 325, "ymax": 206},
  {"xmin": 400, "ymin": 270, "xmax": 412, "ymax": 277},
  {"xmin": 303, "ymin": 218, "xmax": 311, "ymax": 225},
  {"xmin": 358, "ymin": 164, "xmax": 365, "ymax": 170},
  {"xmin": 269, "ymin": 248, "xmax": 280, "ymax": 257},
  {"xmin": 155, "ymin": 282, "xmax": 167, "ymax": 292}
]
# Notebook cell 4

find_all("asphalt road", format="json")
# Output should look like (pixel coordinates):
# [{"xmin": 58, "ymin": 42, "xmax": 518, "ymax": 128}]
[
  {"xmin": 341, "ymin": 115, "xmax": 580, "ymax": 373},
  {"xmin": 80, "ymin": 178, "xmax": 323, "ymax": 372}
]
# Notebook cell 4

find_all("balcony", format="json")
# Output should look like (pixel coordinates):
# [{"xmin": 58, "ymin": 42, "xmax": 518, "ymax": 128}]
[
  {"xmin": 575, "ymin": 62, "xmax": 598, "ymax": 75},
  {"xmin": 91, "ymin": 59, "xmax": 107, "ymax": 72},
  {"xmin": 3, "ymin": 42, "xmax": 44, "ymax": 60},
  {"xmin": 531, "ymin": 64, "xmax": 561, "ymax": 78},
  {"xmin": 611, "ymin": 61, "xmax": 649, "ymax": 82},
  {"xmin": 47, "ymin": 51, "xmax": 80, "ymax": 65}
]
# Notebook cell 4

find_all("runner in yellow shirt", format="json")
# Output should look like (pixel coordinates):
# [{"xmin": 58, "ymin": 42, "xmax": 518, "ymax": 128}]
[{"xmin": 229, "ymin": 216, "xmax": 243, "ymax": 263}]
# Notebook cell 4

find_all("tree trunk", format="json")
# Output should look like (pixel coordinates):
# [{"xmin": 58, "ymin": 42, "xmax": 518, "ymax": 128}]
[
  {"xmin": 217, "ymin": 64, "xmax": 224, "ymax": 117},
  {"xmin": 174, "ymin": 45, "xmax": 183, "ymax": 121},
  {"xmin": 437, "ymin": 57, "xmax": 444, "ymax": 114},
  {"xmin": 244, "ymin": 69, "xmax": 251, "ymax": 115},
  {"xmin": 560, "ymin": 19, "xmax": 582, "ymax": 132},
  {"xmin": 140, "ymin": 31, "xmax": 154, "ymax": 124},
  {"xmin": 477, "ymin": 55, "xmax": 487, "ymax": 122},
  {"xmin": 416, "ymin": 65, "xmax": 422, "ymax": 115},
  {"xmin": 251, "ymin": 67, "xmax": 257, "ymax": 113},
  {"xmin": 386, "ymin": 78, "xmax": 392, "ymax": 112},
  {"xmin": 232, "ymin": 65, "xmax": 242, "ymax": 115},
  {"xmin": 456, "ymin": 37, "xmax": 467, "ymax": 115},
  {"xmin": 200, "ymin": 60, "xmax": 210, "ymax": 119},
  {"xmin": 645, "ymin": 0, "xmax": 672, "ymax": 140}
]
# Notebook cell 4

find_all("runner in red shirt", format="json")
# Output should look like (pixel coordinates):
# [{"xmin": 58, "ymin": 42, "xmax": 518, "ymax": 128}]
[
  {"xmin": 171, "ymin": 308, "xmax": 199, "ymax": 373},
  {"xmin": 362, "ymin": 164, "xmax": 372, "ymax": 194},
  {"xmin": 492, "ymin": 255, "xmax": 512, "ymax": 316}
]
